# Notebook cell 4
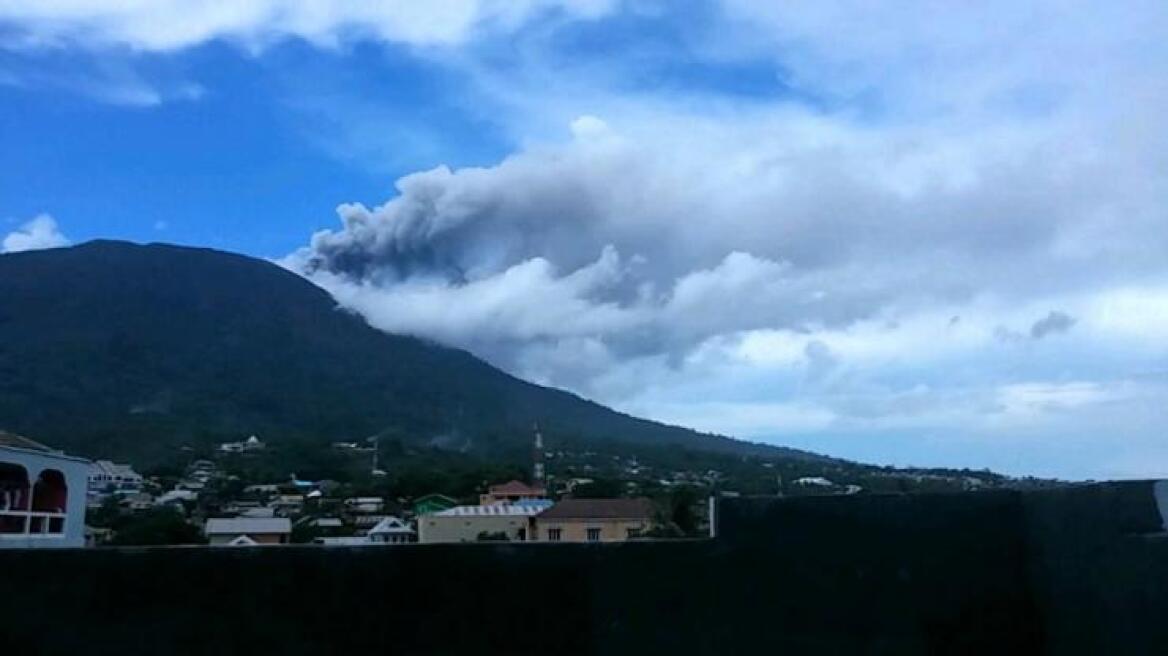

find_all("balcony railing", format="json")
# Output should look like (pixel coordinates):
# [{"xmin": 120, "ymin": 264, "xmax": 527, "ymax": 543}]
[{"xmin": 0, "ymin": 510, "xmax": 66, "ymax": 537}]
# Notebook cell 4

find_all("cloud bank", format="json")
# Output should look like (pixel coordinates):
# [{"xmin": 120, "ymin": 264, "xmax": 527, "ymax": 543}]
[
  {"xmin": 2, "ymin": 214, "xmax": 70, "ymax": 253},
  {"xmin": 278, "ymin": 2, "xmax": 1168, "ymax": 478}
]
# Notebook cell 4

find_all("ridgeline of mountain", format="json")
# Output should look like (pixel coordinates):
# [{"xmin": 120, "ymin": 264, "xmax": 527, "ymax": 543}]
[{"xmin": 0, "ymin": 240, "xmax": 830, "ymax": 466}]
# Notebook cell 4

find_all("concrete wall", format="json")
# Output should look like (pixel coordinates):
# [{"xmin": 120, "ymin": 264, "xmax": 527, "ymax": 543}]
[
  {"xmin": 207, "ymin": 532, "xmax": 287, "ymax": 545},
  {"xmin": 2, "ymin": 482, "xmax": 1167, "ymax": 654},
  {"xmin": 417, "ymin": 513, "xmax": 532, "ymax": 543},
  {"xmin": 534, "ymin": 518, "xmax": 650, "ymax": 542}
]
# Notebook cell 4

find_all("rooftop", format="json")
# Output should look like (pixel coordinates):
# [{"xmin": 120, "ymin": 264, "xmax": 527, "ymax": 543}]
[
  {"xmin": 0, "ymin": 430, "xmax": 53, "ymax": 452},
  {"xmin": 205, "ymin": 517, "xmax": 291, "ymax": 535},
  {"xmin": 537, "ymin": 498, "xmax": 656, "ymax": 521},
  {"xmin": 433, "ymin": 503, "xmax": 550, "ymax": 517},
  {"xmin": 487, "ymin": 480, "xmax": 546, "ymax": 495}
]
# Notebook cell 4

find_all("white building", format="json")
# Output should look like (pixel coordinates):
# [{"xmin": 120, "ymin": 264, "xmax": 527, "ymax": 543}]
[
  {"xmin": 344, "ymin": 496, "xmax": 385, "ymax": 513},
  {"xmin": 1, "ymin": 431, "xmax": 90, "ymax": 549},
  {"xmin": 87, "ymin": 459, "xmax": 143, "ymax": 496},
  {"xmin": 312, "ymin": 517, "xmax": 415, "ymax": 546},
  {"xmin": 218, "ymin": 435, "xmax": 265, "ymax": 454},
  {"xmin": 155, "ymin": 488, "xmax": 198, "ymax": 507},
  {"xmin": 368, "ymin": 516, "xmax": 414, "ymax": 544}
]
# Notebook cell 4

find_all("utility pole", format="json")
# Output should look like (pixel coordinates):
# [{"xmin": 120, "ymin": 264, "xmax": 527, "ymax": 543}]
[{"xmin": 532, "ymin": 423, "xmax": 545, "ymax": 485}]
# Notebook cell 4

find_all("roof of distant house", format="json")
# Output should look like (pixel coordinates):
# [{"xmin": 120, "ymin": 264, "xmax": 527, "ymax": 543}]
[
  {"xmin": 414, "ymin": 493, "xmax": 458, "ymax": 504},
  {"xmin": 487, "ymin": 480, "xmax": 546, "ymax": 495},
  {"xmin": 433, "ymin": 504, "xmax": 549, "ymax": 517},
  {"xmin": 369, "ymin": 517, "xmax": 415, "ymax": 534},
  {"xmin": 0, "ymin": 430, "xmax": 90, "ymax": 462},
  {"xmin": 0, "ymin": 430, "xmax": 53, "ymax": 452},
  {"xmin": 537, "ymin": 498, "xmax": 656, "ymax": 521},
  {"xmin": 90, "ymin": 460, "xmax": 141, "ymax": 477},
  {"xmin": 205, "ymin": 517, "xmax": 291, "ymax": 535}
]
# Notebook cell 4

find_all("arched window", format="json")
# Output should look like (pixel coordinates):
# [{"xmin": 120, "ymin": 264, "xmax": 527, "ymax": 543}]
[
  {"xmin": 0, "ymin": 462, "xmax": 31, "ymax": 534},
  {"xmin": 32, "ymin": 469, "xmax": 68, "ymax": 534}
]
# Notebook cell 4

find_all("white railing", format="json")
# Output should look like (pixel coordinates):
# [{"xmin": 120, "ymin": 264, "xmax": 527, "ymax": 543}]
[{"xmin": 0, "ymin": 510, "xmax": 66, "ymax": 538}]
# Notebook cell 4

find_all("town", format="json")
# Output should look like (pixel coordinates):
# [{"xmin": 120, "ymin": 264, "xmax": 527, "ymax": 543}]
[
  {"xmin": 2, "ymin": 427, "xmax": 709, "ymax": 548},
  {"xmin": 3, "ymin": 423, "xmax": 1045, "ymax": 550}
]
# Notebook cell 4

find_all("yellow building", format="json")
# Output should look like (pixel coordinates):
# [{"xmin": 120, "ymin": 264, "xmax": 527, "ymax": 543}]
[{"xmin": 533, "ymin": 498, "xmax": 656, "ymax": 543}]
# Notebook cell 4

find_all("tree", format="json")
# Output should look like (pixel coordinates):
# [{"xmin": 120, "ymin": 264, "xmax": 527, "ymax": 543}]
[
  {"xmin": 110, "ymin": 507, "xmax": 205, "ymax": 546},
  {"xmin": 668, "ymin": 486, "xmax": 702, "ymax": 536},
  {"xmin": 87, "ymin": 495, "xmax": 123, "ymax": 528}
]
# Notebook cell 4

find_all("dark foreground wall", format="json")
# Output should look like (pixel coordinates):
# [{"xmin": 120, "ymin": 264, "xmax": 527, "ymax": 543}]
[{"xmin": 2, "ymin": 482, "xmax": 1166, "ymax": 655}]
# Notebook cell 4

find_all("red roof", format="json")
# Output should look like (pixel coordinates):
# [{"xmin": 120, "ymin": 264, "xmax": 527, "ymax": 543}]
[
  {"xmin": 487, "ymin": 480, "xmax": 545, "ymax": 495},
  {"xmin": 537, "ymin": 498, "xmax": 656, "ymax": 521}
]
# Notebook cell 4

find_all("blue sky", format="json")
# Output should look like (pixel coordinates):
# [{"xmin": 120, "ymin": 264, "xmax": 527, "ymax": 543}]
[{"xmin": 2, "ymin": 2, "xmax": 1167, "ymax": 479}]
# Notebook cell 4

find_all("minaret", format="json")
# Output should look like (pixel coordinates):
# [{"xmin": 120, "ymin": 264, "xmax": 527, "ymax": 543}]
[{"xmin": 532, "ymin": 423, "xmax": 545, "ymax": 485}]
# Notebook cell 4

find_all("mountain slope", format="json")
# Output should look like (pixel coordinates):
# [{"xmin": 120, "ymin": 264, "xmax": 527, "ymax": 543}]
[{"xmin": 0, "ymin": 240, "xmax": 826, "ymax": 465}]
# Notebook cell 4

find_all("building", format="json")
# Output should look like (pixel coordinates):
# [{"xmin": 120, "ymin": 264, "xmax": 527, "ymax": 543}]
[
  {"xmin": 479, "ymin": 480, "xmax": 547, "ymax": 506},
  {"xmin": 87, "ymin": 460, "xmax": 143, "ymax": 496},
  {"xmin": 271, "ymin": 494, "xmax": 304, "ymax": 516},
  {"xmin": 205, "ymin": 517, "xmax": 291, "ymax": 546},
  {"xmin": 533, "ymin": 498, "xmax": 656, "ymax": 543},
  {"xmin": 218, "ymin": 435, "xmax": 265, "ymax": 454},
  {"xmin": 118, "ymin": 492, "xmax": 155, "ymax": 511},
  {"xmin": 412, "ymin": 493, "xmax": 458, "ymax": 516},
  {"xmin": 155, "ymin": 488, "xmax": 198, "ymax": 507},
  {"xmin": 0, "ymin": 431, "xmax": 91, "ymax": 549},
  {"xmin": 313, "ymin": 517, "xmax": 415, "ymax": 546},
  {"xmin": 367, "ymin": 516, "xmax": 414, "ymax": 544},
  {"xmin": 418, "ymin": 501, "xmax": 551, "ymax": 544},
  {"xmin": 344, "ymin": 496, "xmax": 385, "ymax": 513}
]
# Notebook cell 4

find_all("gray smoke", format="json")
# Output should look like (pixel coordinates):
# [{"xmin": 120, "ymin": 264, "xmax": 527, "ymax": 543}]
[{"xmin": 1030, "ymin": 311, "xmax": 1076, "ymax": 340}]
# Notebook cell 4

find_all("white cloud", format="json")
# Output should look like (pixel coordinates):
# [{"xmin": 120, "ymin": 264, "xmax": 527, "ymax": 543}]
[
  {"xmin": 2, "ymin": 214, "xmax": 70, "ymax": 253},
  {"xmin": 0, "ymin": 1, "xmax": 616, "ymax": 51},
  {"xmin": 277, "ymin": 8, "xmax": 1156, "ymax": 480}
]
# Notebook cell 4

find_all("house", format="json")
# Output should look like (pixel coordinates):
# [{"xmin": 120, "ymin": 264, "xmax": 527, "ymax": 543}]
[
  {"xmin": 221, "ymin": 500, "xmax": 263, "ymax": 514},
  {"xmin": 533, "ymin": 498, "xmax": 656, "ymax": 543},
  {"xmin": 313, "ymin": 536, "xmax": 372, "ymax": 546},
  {"xmin": 155, "ymin": 489, "xmax": 198, "ymax": 507},
  {"xmin": 205, "ymin": 517, "xmax": 291, "ymax": 546},
  {"xmin": 190, "ymin": 459, "xmax": 215, "ymax": 470},
  {"xmin": 418, "ymin": 501, "xmax": 551, "ymax": 544},
  {"xmin": 296, "ymin": 516, "xmax": 344, "ymax": 531},
  {"xmin": 87, "ymin": 460, "xmax": 144, "ymax": 496},
  {"xmin": 312, "ymin": 517, "xmax": 415, "ymax": 546},
  {"xmin": 1, "ymin": 431, "xmax": 91, "ymax": 549},
  {"xmin": 411, "ymin": 493, "xmax": 458, "ymax": 516},
  {"xmin": 353, "ymin": 514, "xmax": 389, "ymax": 529},
  {"xmin": 218, "ymin": 435, "xmax": 265, "ymax": 454},
  {"xmin": 271, "ymin": 494, "xmax": 305, "ymax": 516},
  {"xmin": 84, "ymin": 525, "xmax": 113, "ymax": 548},
  {"xmin": 344, "ymin": 496, "xmax": 385, "ymax": 513},
  {"xmin": 479, "ymin": 480, "xmax": 547, "ymax": 506},
  {"xmin": 367, "ymin": 516, "xmax": 414, "ymax": 544},
  {"xmin": 118, "ymin": 492, "xmax": 155, "ymax": 511},
  {"xmin": 794, "ymin": 477, "xmax": 834, "ymax": 487}
]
